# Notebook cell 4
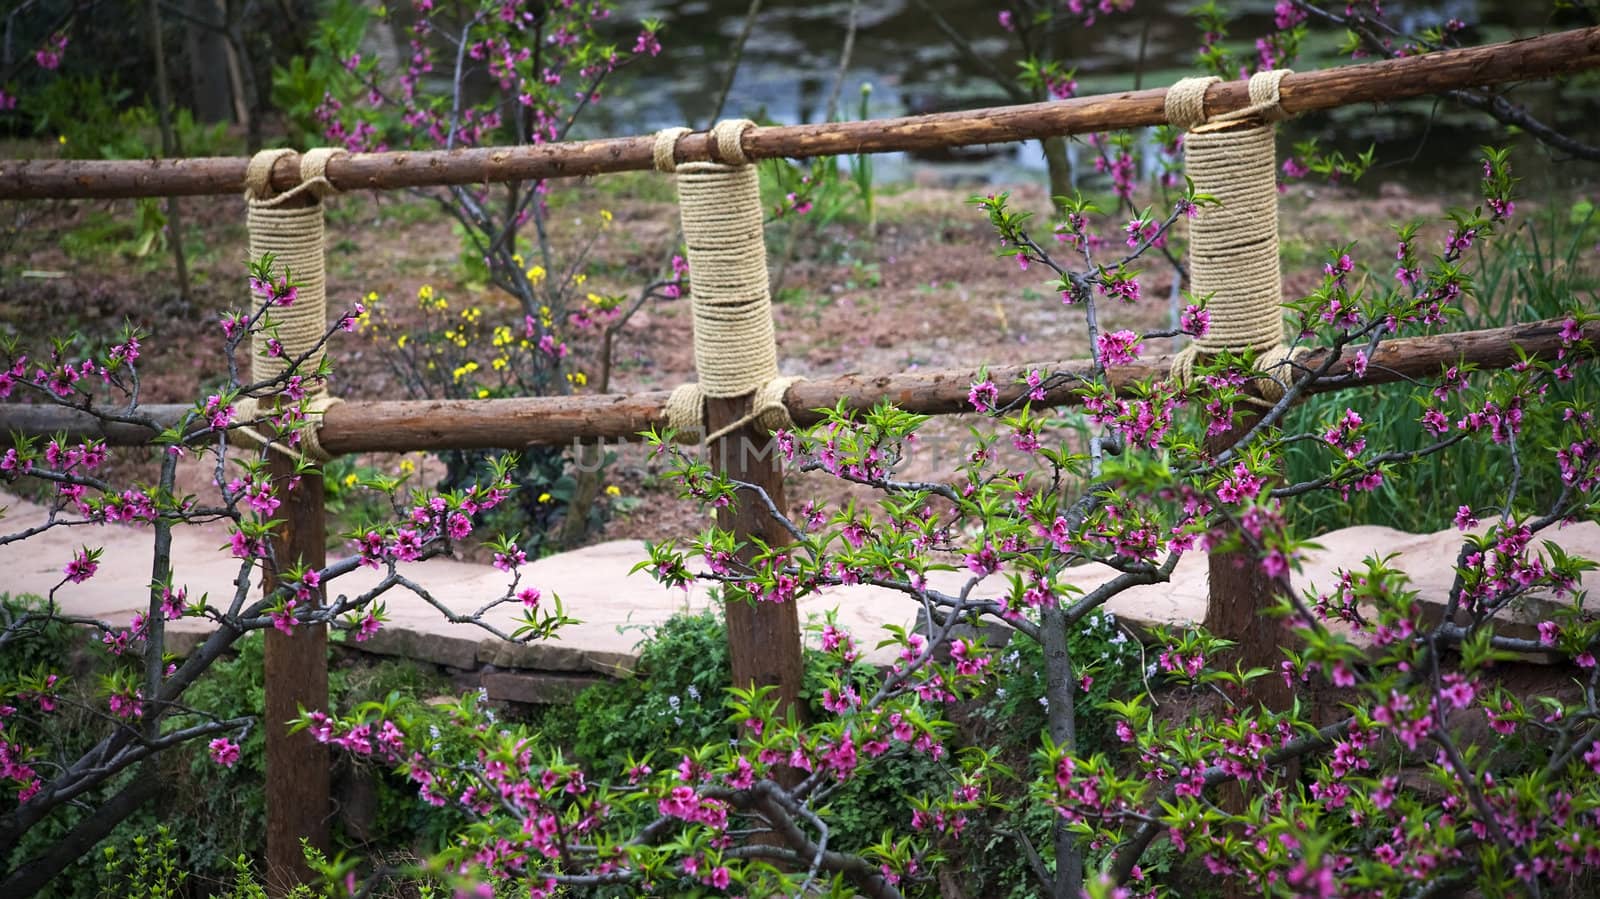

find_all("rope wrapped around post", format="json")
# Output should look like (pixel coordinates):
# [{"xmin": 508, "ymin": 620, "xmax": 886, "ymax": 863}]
[
  {"xmin": 235, "ymin": 148, "xmax": 346, "ymax": 463},
  {"xmin": 654, "ymin": 120, "xmax": 802, "ymax": 444},
  {"xmin": 1167, "ymin": 70, "xmax": 1303, "ymax": 400}
]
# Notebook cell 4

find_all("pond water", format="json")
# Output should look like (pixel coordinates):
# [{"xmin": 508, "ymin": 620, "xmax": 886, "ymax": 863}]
[{"xmin": 588, "ymin": 0, "xmax": 1600, "ymax": 195}]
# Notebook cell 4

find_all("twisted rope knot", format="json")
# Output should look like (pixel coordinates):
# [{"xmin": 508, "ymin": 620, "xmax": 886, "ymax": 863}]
[
  {"xmin": 654, "ymin": 120, "xmax": 800, "ymax": 445},
  {"xmin": 653, "ymin": 127, "xmax": 691, "ymax": 173},
  {"xmin": 245, "ymin": 147, "xmax": 345, "ymax": 205},
  {"xmin": 1170, "ymin": 343, "xmax": 1303, "ymax": 407},
  {"xmin": 663, "ymin": 375, "xmax": 803, "ymax": 445},
  {"xmin": 710, "ymin": 118, "xmax": 755, "ymax": 165},
  {"xmin": 236, "ymin": 147, "xmax": 347, "ymax": 463},
  {"xmin": 1164, "ymin": 76, "xmax": 1220, "ymax": 132},
  {"xmin": 232, "ymin": 395, "xmax": 344, "ymax": 464},
  {"xmin": 1167, "ymin": 70, "xmax": 1305, "ymax": 404}
]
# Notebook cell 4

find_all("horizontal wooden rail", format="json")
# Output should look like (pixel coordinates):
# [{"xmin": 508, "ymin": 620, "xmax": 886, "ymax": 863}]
[
  {"xmin": 2, "ymin": 28, "xmax": 1598, "ymax": 200},
  {"xmin": 1, "ymin": 319, "xmax": 1589, "ymax": 452}
]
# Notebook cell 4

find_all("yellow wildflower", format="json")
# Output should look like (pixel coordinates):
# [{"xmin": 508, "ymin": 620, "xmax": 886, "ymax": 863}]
[
  {"xmin": 567, "ymin": 371, "xmax": 588, "ymax": 386},
  {"xmin": 396, "ymin": 334, "xmax": 408, "ymax": 349},
  {"xmin": 418, "ymin": 285, "xmax": 434, "ymax": 302},
  {"xmin": 513, "ymin": 253, "xmax": 524, "ymax": 268},
  {"xmin": 526, "ymin": 265, "xmax": 546, "ymax": 284},
  {"xmin": 399, "ymin": 459, "xmax": 416, "ymax": 476},
  {"xmin": 572, "ymin": 272, "xmax": 587, "ymax": 286},
  {"xmin": 476, "ymin": 387, "xmax": 491, "ymax": 399},
  {"xmin": 343, "ymin": 472, "xmax": 359, "ymax": 488},
  {"xmin": 492, "ymin": 356, "xmax": 509, "ymax": 371},
  {"xmin": 538, "ymin": 492, "xmax": 552, "ymax": 503},
  {"xmin": 599, "ymin": 209, "xmax": 613, "ymax": 228},
  {"xmin": 605, "ymin": 485, "xmax": 621, "ymax": 497}
]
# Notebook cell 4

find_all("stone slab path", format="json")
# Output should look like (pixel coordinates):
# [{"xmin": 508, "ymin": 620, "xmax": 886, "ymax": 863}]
[{"xmin": 3, "ymin": 491, "xmax": 1595, "ymax": 701}]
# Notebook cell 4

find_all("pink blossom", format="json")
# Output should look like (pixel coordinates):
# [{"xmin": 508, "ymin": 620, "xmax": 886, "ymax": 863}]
[
  {"xmin": 494, "ymin": 547, "xmax": 527, "ymax": 571},
  {"xmin": 967, "ymin": 378, "xmax": 999, "ymax": 413},
  {"xmin": 63, "ymin": 547, "xmax": 98, "ymax": 583},
  {"xmin": 34, "ymin": 32, "xmax": 68, "ymax": 70},
  {"xmin": 1096, "ymin": 330, "xmax": 1141, "ymax": 367},
  {"xmin": 964, "ymin": 543, "xmax": 1000, "ymax": 576},
  {"xmin": 271, "ymin": 600, "xmax": 300, "ymax": 634},
  {"xmin": 354, "ymin": 611, "xmax": 382, "ymax": 641},
  {"xmin": 209, "ymin": 738, "xmax": 242, "ymax": 767},
  {"xmin": 1539, "ymin": 620, "xmax": 1561, "ymax": 647},
  {"xmin": 108, "ymin": 690, "xmax": 143, "ymax": 720}
]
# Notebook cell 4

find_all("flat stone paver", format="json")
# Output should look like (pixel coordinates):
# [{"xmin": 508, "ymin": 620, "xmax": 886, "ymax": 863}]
[{"xmin": 3, "ymin": 492, "xmax": 1595, "ymax": 677}]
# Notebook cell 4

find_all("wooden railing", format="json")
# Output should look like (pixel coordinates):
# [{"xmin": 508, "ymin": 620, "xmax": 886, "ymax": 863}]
[
  {"xmin": 2, "ymin": 27, "xmax": 1597, "ymax": 888},
  {"xmin": 1, "ymin": 27, "xmax": 1597, "ymax": 200}
]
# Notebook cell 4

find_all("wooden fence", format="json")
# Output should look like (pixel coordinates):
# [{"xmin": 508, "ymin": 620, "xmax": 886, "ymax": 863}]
[{"xmin": 2, "ymin": 27, "xmax": 1598, "ymax": 891}]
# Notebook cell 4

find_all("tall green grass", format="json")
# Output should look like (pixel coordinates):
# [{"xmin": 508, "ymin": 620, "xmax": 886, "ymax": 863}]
[{"xmin": 1281, "ymin": 204, "xmax": 1599, "ymax": 534}]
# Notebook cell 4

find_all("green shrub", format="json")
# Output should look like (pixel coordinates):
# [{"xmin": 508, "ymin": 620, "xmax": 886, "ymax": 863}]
[
  {"xmin": 2, "ymin": 596, "xmax": 162, "ymax": 899},
  {"xmin": 179, "ymin": 634, "xmax": 464, "ymax": 879},
  {"xmin": 1, "ymin": 599, "xmax": 460, "ymax": 895},
  {"xmin": 0, "ymin": 594, "xmax": 82, "ymax": 683},
  {"xmin": 951, "ymin": 609, "xmax": 1149, "ymax": 898},
  {"xmin": 535, "ymin": 606, "xmax": 1146, "ymax": 897},
  {"xmin": 1283, "ymin": 203, "xmax": 1600, "ymax": 534},
  {"xmin": 554, "ymin": 609, "xmax": 736, "ymax": 773}
]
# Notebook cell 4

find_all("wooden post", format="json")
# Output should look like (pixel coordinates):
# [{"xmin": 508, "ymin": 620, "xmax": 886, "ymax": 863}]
[
  {"xmin": 1203, "ymin": 406, "xmax": 1297, "ymax": 899},
  {"xmin": 245, "ymin": 174, "xmax": 335, "ymax": 895},
  {"xmin": 705, "ymin": 397, "xmax": 806, "ymax": 721},
  {"xmin": 1202, "ymin": 407, "xmax": 1292, "ymax": 709},
  {"xmin": 263, "ymin": 456, "xmax": 329, "ymax": 893}
]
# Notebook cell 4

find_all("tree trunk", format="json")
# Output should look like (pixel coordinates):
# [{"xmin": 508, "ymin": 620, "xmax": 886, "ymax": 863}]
[
  {"xmin": 185, "ymin": 0, "xmax": 235, "ymax": 122},
  {"xmin": 1040, "ymin": 602, "xmax": 1082, "ymax": 897},
  {"xmin": 557, "ymin": 443, "xmax": 603, "ymax": 548},
  {"xmin": 1041, "ymin": 135, "xmax": 1073, "ymax": 213}
]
